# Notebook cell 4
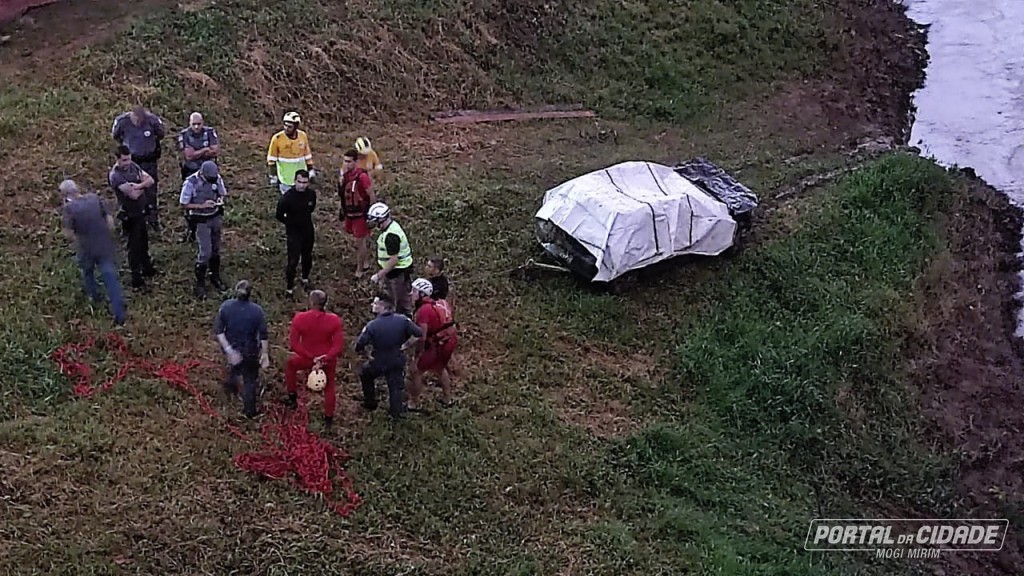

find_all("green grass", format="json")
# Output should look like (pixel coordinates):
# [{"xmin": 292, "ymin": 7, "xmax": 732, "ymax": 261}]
[
  {"xmin": 0, "ymin": 0, "xmax": 968, "ymax": 574},
  {"xmin": 67, "ymin": 0, "xmax": 833, "ymax": 125},
  {"xmin": 500, "ymin": 155, "xmax": 960, "ymax": 575}
]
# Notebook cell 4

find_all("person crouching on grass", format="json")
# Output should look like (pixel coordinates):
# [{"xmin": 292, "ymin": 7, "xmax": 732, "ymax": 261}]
[{"xmin": 284, "ymin": 290, "xmax": 345, "ymax": 429}]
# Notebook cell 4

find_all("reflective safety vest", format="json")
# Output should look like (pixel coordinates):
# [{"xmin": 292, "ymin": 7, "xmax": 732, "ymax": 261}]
[{"xmin": 376, "ymin": 220, "xmax": 413, "ymax": 269}]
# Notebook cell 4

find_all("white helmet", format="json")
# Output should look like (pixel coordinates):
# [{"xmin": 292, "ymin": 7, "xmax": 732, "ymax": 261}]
[
  {"xmin": 283, "ymin": 111, "xmax": 301, "ymax": 124},
  {"xmin": 411, "ymin": 277, "xmax": 433, "ymax": 296},
  {"xmin": 366, "ymin": 202, "xmax": 390, "ymax": 223},
  {"xmin": 355, "ymin": 137, "xmax": 372, "ymax": 154},
  {"xmin": 306, "ymin": 368, "xmax": 327, "ymax": 392}
]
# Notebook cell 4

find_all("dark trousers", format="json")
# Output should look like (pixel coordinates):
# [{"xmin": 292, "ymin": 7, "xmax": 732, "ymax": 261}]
[
  {"xmin": 224, "ymin": 356, "xmax": 261, "ymax": 418},
  {"xmin": 121, "ymin": 214, "xmax": 153, "ymax": 286},
  {"xmin": 387, "ymin": 268, "xmax": 413, "ymax": 317},
  {"xmin": 137, "ymin": 159, "xmax": 159, "ymax": 227},
  {"xmin": 359, "ymin": 361, "xmax": 406, "ymax": 419},
  {"xmin": 285, "ymin": 228, "xmax": 314, "ymax": 289}
]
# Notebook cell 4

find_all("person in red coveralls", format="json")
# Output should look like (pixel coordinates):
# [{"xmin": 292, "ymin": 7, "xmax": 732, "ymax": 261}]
[
  {"xmin": 284, "ymin": 289, "xmax": 345, "ymax": 428},
  {"xmin": 407, "ymin": 277, "xmax": 459, "ymax": 411},
  {"xmin": 338, "ymin": 149, "xmax": 376, "ymax": 278}
]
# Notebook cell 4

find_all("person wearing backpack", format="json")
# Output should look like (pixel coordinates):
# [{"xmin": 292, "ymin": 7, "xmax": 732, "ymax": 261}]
[{"xmin": 338, "ymin": 149, "xmax": 377, "ymax": 278}]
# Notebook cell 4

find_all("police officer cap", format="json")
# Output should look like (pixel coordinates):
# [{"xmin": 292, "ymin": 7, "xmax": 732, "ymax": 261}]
[{"xmin": 201, "ymin": 160, "xmax": 219, "ymax": 178}]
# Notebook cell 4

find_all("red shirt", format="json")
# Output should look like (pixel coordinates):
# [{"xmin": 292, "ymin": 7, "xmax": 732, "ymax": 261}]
[
  {"xmin": 339, "ymin": 167, "xmax": 372, "ymax": 218},
  {"xmin": 289, "ymin": 309, "xmax": 345, "ymax": 361},
  {"xmin": 414, "ymin": 297, "xmax": 456, "ymax": 339}
]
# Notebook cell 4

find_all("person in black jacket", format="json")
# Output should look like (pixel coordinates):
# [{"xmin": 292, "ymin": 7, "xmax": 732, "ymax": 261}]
[{"xmin": 275, "ymin": 169, "xmax": 317, "ymax": 297}]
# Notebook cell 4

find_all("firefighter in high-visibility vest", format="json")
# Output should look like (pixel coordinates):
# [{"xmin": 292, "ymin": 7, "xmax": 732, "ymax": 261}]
[
  {"xmin": 267, "ymin": 111, "xmax": 315, "ymax": 194},
  {"xmin": 367, "ymin": 202, "xmax": 414, "ymax": 317}
]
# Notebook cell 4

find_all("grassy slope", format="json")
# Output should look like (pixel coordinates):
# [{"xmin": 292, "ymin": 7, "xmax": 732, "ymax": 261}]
[{"xmin": 0, "ymin": 0, "xmax": 961, "ymax": 574}]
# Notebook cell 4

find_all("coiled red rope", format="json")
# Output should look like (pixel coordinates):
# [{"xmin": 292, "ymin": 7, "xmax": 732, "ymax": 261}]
[{"xmin": 49, "ymin": 331, "xmax": 362, "ymax": 517}]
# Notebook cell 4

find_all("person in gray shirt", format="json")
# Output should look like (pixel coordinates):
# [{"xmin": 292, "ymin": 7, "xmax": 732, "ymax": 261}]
[
  {"xmin": 179, "ymin": 160, "xmax": 229, "ymax": 299},
  {"xmin": 61, "ymin": 180, "xmax": 126, "ymax": 326},
  {"xmin": 177, "ymin": 111, "xmax": 220, "ymax": 243},
  {"xmin": 354, "ymin": 293, "xmax": 424, "ymax": 420},
  {"xmin": 112, "ymin": 106, "xmax": 166, "ymax": 231},
  {"xmin": 108, "ymin": 145, "xmax": 158, "ymax": 291}
]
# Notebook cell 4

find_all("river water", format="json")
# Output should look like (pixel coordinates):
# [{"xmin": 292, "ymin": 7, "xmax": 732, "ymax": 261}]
[{"xmin": 905, "ymin": 0, "xmax": 1024, "ymax": 335}]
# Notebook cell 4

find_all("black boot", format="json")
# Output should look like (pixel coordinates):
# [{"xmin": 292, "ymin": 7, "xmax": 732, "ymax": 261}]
[
  {"xmin": 285, "ymin": 392, "xmax": 298, "ymax": 410},
  {"xmin": 194, "ymin": 263, "xmax": 208, "ymax": 299},
  {"xmin": 131, "ymin": 273, "xmax": 147, "ymax": 292},
  {"xmin": 208, "ymin": 255, "xmax": 227, "ymax": 292}
]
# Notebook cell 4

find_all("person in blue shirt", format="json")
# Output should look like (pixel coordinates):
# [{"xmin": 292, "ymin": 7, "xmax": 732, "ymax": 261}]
[
  {"xmin": 60, "ymin": 179, "xmax": 126, "ymax": 326},
  {"xmin": 214, "ymin": 280, "xmax": 270, "ymax": 419},
  {"xmin": 354, "ymin": 293, "xmax": 424, "ymax": 420}
]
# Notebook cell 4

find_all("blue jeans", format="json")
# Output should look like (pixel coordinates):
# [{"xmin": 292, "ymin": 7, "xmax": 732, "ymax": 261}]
[{"xmin": 78, "ymin": 253, "xmax": 126, "ymax": 324}]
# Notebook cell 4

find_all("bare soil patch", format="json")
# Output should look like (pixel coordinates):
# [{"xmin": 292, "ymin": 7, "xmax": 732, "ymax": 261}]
[
  {"xmin": 907, "ymin": 171, "xmax": 1024, "ymax": 574},
  {"xmin": 0, "ymin": 0, "xmax": 169, "ymax": 71}
]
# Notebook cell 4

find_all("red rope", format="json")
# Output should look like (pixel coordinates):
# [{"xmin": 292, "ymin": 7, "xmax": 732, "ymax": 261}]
[{"xmin": 49, "ymin": 330, "xmax": 362, "ymax": 517}]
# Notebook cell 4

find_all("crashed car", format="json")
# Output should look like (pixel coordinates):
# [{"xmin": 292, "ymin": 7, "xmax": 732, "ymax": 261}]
[{"xmin": 533, "ymin": 159, "xmax": 758, "ymax": 283}]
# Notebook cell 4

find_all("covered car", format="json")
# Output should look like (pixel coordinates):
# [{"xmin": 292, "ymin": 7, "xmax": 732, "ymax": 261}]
[{"xmin": 533, "ymin": 159, "xmax": 757, "ymax": 283}]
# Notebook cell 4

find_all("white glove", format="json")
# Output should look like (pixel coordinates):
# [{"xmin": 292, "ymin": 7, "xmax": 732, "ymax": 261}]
[
  {"xmin": 225, "ymin": 347, "xmax": 242, "ymax": 366},
  {"xmin": 370, "ymin": 272, "xmax": 381, "ymax": 284},
  {"xmin": 268, "ymin": 175, "xmax": 278, "ymax": 187},
  {"xmin": 308, "ymin": 168, "xmax": 316, "ymax": 180},
  {"xmin": 260, "ymin": 353, "xmax": 270, "ymax": 369}
]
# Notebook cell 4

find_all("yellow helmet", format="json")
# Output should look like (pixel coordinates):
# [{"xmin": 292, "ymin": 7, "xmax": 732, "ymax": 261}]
[
  {"xmin": 354, "ymin": 137, "xmax": 372, "ymax": 154},
  {"xmin": 306, "ymin": 368, "xmax": 327, "ymax": 392},
  {"xmin": 283, "ymin": 111, "xmax": 301, "ymax": 125}
]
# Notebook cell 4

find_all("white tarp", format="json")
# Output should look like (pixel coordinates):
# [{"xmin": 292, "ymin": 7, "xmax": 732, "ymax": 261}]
[{"xmin": 534, "ymin": 161, "xmax": 738, "ymax": 282}]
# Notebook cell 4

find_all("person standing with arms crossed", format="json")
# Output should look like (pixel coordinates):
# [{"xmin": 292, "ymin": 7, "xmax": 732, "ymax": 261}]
[
  {"xmin": 275, "ymin": 169, "xmax": 317, "ymax": 297},
  {"xmin": 366, "ymin": 202, "xmax": 415, "ymax": 316},
  {"xmin": 353, "ymin": 293, "xmax": 424, "ymax": 420},
  {"xmin": 179, "ymin": 160, "xmax": 229, "ymax": 300},
  {"xmin": 283, "ymin": 290, "xmax": 345, "ymax": 428},
  {"xmin": 214, "ymin": 280, "xmax": 270, "ymax": 420},
  {"xmin": 177, "ymin": 111, "xmax": 220, "ymax": 243},
  {"xmin": 112, "ymin": 106, "xmax": 166, "ymax": 232},
  {"xmin": 60, "ymin": 179, "xmax": 126, "ymax": 326},
  {"xmin": 338, "ymin": 149, "xmax": 376, "ymax": 278},
  {"xmin": 267, "ymin": 112, "xmax": 315, "ymax": 195},
  {"xmin": 108, "ymin": 145, "xmax": 159, "ymax": 292}
]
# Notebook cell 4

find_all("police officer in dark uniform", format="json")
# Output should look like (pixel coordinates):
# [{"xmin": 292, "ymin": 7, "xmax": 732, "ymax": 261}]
[
  {"xmin": 108, "ymin": 145, "xmax": 159, "ymax": 291},
  {"xmin": 112, "ymin": 106, "xmax": 166, "ymax": 232},
  {"xmin": 177, "ymin": 111, "xmax": 221, "ymax": 243},
  {"xmin": 353, "ymin": 293, "xmax": 424, "ymax": 420},
  {"xmin": 179, "ymin": 160, "xmax": 229, "ymax": 299}
]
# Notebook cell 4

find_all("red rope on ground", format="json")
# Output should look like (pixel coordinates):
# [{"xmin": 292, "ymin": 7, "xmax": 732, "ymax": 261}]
[{"xmin": 49, "ymin": 331, "xmax": 362, "ymax": 517}]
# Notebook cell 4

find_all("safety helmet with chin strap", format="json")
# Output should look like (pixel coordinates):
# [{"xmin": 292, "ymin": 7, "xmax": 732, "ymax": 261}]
[
  {"xmin": 411, "ymin": 277, "xmax": 433, "ymax": 297},
  {"xmin": 283, "ymin": 111, "xmax": 301, "ymax": 125},
  {"xmin": 306, "ymin": 368, "xmax": 327, "ymax": 392},
  {"xmin": 355, "ymin": 137, "xmax": 372, "ymax": 154},
  {"xmin": 366, "ymin": 202, "xmax": 390, "ymax": 224}
]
